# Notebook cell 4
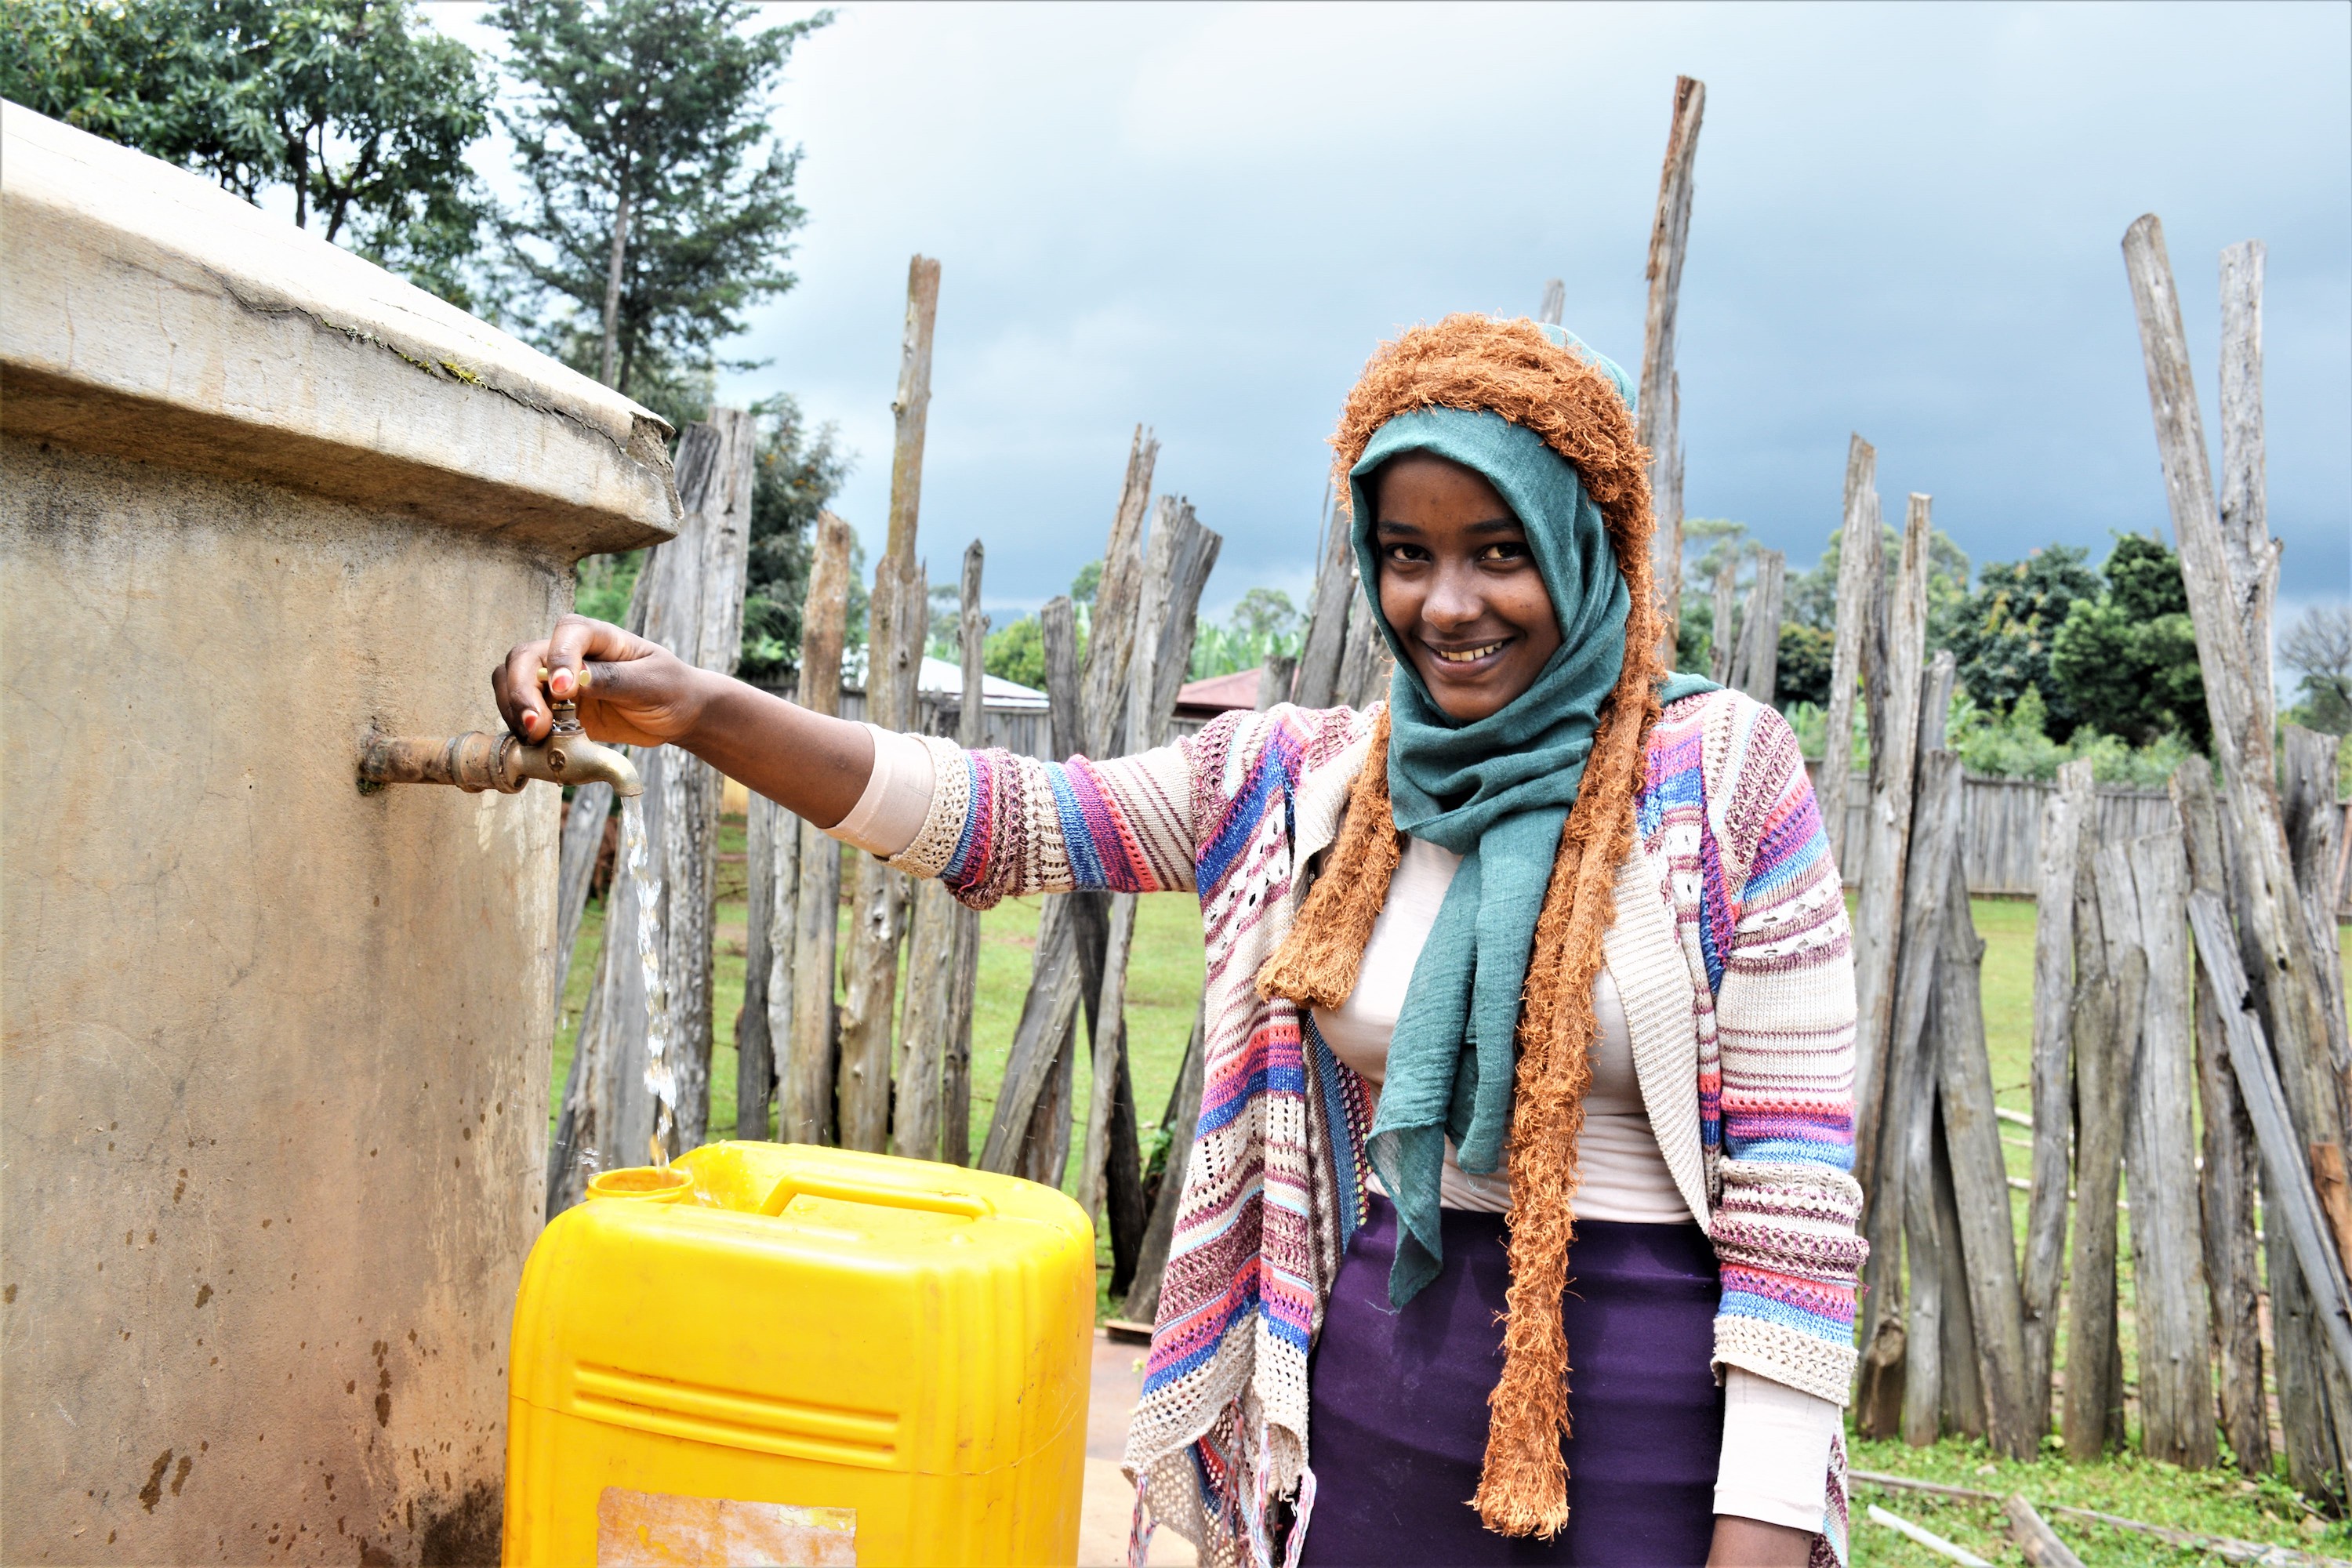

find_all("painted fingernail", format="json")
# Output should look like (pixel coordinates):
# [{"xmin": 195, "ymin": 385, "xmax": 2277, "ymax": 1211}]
[
  {"xmin": 549, "ymin": 667, "xmax": 574, "ymax": 698},
  {"xmin": 521, "ymin": 710, "xmax": 539, "ymax": 734}
]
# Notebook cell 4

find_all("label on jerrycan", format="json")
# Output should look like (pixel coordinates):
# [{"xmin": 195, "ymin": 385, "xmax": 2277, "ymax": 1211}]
[{"xmin": 594, "ymin": 1487, "xmax": 857, "ymax": 1566}]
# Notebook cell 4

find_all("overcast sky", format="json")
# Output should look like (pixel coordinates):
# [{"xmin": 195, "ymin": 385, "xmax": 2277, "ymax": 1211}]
[{"xmin": 443, "ymin": 1, "xmax": 2350, "ymax": 631}]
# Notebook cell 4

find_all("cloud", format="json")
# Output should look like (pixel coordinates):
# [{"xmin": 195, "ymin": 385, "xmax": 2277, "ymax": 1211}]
[{"xmin": 443, "ymin": 1, "xmax": 2350, "ymax": 619}]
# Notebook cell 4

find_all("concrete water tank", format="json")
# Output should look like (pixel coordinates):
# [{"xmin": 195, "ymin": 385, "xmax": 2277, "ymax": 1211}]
[{"xmin": 0, "ymin": 102, "xmax": 677, "ymax": 1563}]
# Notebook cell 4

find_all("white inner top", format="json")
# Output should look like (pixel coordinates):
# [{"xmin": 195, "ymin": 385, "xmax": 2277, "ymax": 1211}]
[
  {"xmin": 1311, "ymin": 837, "xmax": 1692, "ymax": 1223},
  {"xmin": 822, "ymin": 732, "xmax": 1838, "ymax": 1533}
]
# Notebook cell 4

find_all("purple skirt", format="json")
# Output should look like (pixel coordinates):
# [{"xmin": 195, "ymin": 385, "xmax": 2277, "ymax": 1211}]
[{"xmin": 1298, "ymin": 1194, "xmax": 1724, "ymax": 1567}]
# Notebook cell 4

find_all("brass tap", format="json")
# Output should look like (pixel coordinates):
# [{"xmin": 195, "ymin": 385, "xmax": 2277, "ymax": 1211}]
[{"xmin": 360, "ymin": 698, "xmax": 643, "ymax": 797}]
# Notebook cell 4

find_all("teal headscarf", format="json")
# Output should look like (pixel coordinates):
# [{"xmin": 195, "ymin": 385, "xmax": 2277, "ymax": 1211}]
[{"xmin": 1347, "ymin": 325, "xmax": 1714, "ymax": 1305}]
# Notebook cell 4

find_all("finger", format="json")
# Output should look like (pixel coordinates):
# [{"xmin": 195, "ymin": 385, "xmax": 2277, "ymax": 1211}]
[
  {"xmin": 499, "ymin": 640, "xmax": 552, "ymax": 739},
  {"xmin": 544, "ymin": 614, "xmax": 631, "ymax": 702}
]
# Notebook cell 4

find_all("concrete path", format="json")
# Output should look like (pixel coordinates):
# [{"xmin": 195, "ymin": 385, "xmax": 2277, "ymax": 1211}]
[{"xmin": 1078, "ymin": 1330, "xmax": 1197, "ymax": 1566}]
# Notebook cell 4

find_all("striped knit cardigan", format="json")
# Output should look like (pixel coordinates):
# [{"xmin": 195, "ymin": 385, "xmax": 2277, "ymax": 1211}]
[{"xmin": 887, "ymin": 685, "xmax": 1863, "ymax": 1568}]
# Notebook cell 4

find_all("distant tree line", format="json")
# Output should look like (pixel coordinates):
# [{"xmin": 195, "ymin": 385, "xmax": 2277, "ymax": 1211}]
[
  {"xmin": 1683, "ymin": 516, "xmax": 2347, "ymax": 786},
  {"xmin": 5, "ymin": 0, "xmax": 847, "ymax": 675}
]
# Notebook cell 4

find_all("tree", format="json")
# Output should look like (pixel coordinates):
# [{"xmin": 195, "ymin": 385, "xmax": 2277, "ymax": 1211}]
[
  {"xmin": 984, "ymin": 617, "xmax": 1047, "ymax": 690},
  {"xmin": 2050, "ymin": 533, "xmax": 2208, "ymax": 752},
  {"xmin": 1229, "ymin": 587, "xmax": 1301, "ymax": 646},
  {"xmin": 2, "ymin": 0, "xmax": 490, "ymax": 306},
  {"xmin": 1777, "ymin": 623, "xmax": 1833, "ymax": 708},
  {"xmin": 491, "ymin": 0, "xmax": 827, "ymax": 394},
  {"xmin": 2281, "ymin": 604, "xmax": 2352, "ymax": 737},
  {"xmin": 1944, "ymin": 545, "xmax": 2103, "ymax": 740}
]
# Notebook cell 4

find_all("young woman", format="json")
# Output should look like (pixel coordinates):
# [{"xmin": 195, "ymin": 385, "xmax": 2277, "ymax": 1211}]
[{"xmin": 496, "ymin": 316, "xmax": 1863, "ymax": 1568}]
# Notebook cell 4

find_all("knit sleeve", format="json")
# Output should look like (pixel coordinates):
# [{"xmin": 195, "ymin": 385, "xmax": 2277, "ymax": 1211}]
[
  {"xmin": 878, "ymin": 731, "xmax": 1207, "ymax": 910},
  {"xmin": 1704, "ymin": 696, "xmax": 1867, "ymax": 1406}
]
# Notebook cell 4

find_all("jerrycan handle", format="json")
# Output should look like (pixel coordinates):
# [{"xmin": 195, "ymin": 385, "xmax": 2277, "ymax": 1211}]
[{"xmin": 758, "ymin": 1168, "xmax": 994, "ymax": 1221}]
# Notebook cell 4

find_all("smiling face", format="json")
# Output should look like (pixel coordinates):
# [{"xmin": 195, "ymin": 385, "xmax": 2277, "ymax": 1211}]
[{"xmin": 1370, "ymin": 452, "xmax": 1563, "ymax": 723}]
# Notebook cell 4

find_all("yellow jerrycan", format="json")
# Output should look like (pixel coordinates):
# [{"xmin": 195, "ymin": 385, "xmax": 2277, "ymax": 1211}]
[{"xmin": 503, "ymin": 1142, "xmax": 1095, "ymax": 1566}]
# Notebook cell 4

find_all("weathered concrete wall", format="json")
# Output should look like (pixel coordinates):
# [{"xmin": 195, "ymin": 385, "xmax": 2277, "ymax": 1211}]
[{"xmin": 1, "ymin": 103, "xmax": 676, "ymax": 1564}]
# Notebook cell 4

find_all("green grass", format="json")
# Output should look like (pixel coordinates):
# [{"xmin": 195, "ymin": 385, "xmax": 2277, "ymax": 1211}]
[
  {"xmin": 553, "ymin": 835, "xmax": 2352, "ymax": 1555},
  {"xmin": 1848, "ymin": 1433, "xmax": 2349, "ymax": 1563}
]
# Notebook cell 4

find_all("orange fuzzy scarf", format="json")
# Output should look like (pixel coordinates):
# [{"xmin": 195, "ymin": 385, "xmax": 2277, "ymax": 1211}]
[{"xmin": 1255, "ymin": 314, "xmax": 1669, "ymax": 1537}]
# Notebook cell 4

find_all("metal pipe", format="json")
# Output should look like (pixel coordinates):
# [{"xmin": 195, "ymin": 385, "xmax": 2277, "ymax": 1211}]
[{"xmin": 359, "ymin": 700, "xmax": 642, "ymax": 797}]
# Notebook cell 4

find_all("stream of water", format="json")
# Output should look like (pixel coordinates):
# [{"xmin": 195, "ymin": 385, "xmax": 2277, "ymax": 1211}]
[{"xmin": 619, "ymin": 794, "xmax": 677, "ymax": 1168}]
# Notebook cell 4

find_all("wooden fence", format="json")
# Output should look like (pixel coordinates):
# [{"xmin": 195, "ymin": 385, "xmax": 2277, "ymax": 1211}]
[{"xmin": 1811, "ymin": 764, "xmax": 2352, "ymax": 912}]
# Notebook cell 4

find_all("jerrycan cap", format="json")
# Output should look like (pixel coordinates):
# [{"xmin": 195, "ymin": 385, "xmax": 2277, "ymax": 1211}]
[{"xmin": 586, "ymin": 1165, "xmax": 693, "ymax": 1204}]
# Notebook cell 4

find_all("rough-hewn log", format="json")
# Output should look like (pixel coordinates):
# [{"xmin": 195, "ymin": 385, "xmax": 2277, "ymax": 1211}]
[
  {"xmin": 1933, "ymin": 864, "xmax": 2035, "ymax": 1457},
  {"xmin": 1930, "ymin": 1109, "xmax": 1985, "ymax": 1440},
  {"xmin": 1080, "ymin": 431, "xmax": 1158, "ymax": 756},
  {"xmin": 898, "ymin": 543, "xmax": 988, "ymax": 1164},
  {"xmin": 738, "ymin": 787, "xmax": 793, "ymax": 1142},
  {"xmin": 1820, "ymin": 434, "xmax": 1878, "ymax": 868},
  {"xmin": 1336, "ymin": 573, "xmax": 1388, "ymax": 710},
  {"xmin": 782, "ymin": 511, "xmax": 854, "ymax": 1145},
  {"xmin": 1853, "ymin": 495, "xmax": 1936, "ymax": 1183},
  {"xmin": 2173, "ymin": 758, "xmax": 2272, "ymax": 1475},
  {"xmin": 1294, "ymin": 486, "xmax": 1353, "ymax": 710},
  {"xmin": 2062, "ymin": 837, "xmax": 2147, "ymax": 1461},
  {"xmin": 985, "ymin": 598, "xmax": 1087, "ymax": 1180},
  {"xmin": 2187, "ymin": 891, "xmax": 2352, "ymax": 1388},
  {"xmin": 1537, "ymin": 278, "xmax": 1565, "ymax": 327},
  {"xmin": 1256, "ymin": 654, "xmax": 1297, "ymax": 712},
  {"xmin": 1638, "ymin": 74, "xmax": 1704, "ymax": 653},
  {"xmin": 1730, "ymin": 547, "xmax": 1784, "ymax": 705},
  {"xmin": 571, "ymin": 408, "xmax": 754, "ymax": 1171},
  {"xmin": 2002, "ymin": 1496, "xmax": 2086, "ymax": 1568},
  {"xmin": 1708, "ymin": 554, "xmax": 1737, "ymax": 686},
  {"xmin": 2106, "ymin": 829, "xmax": 2216, "ymax": 1468},
  {"xmin": 1123, "ymin": 1006, "xmax": 1206, "ymax": 1325},
  {"xmin": 1855, "ymin": 641, "xmax": 1950, "ymax": 1436},
  {"xmin": 1895, "ymin": 747, "xmax": 1964, "ymax": 1446},
  {"xmin": 1078, "ymin": 503, "xmax": 1219, "ymax": 1269},
  {"xmin": 2125, "ymin": 214, "xmax": 2349, "ymax": 1267},
  {"xmin": 2283, "ymin": 726, "xmax": 2351, "ymax": 1105},
  {"xmin": 837, "ymin": 260, "xmax": 941, "ymax": 1154},
  {"xmin": 2021, "ymin": 758, "xmax": 2092, "ymax": 1433},
  {"xmin": 2217, "ymin": 240, "xmax": 2278, "ymax": 734}
]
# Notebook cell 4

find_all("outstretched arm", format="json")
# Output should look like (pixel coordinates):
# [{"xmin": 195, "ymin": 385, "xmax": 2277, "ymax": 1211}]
[{"xmin": 493, "ymin": 614, "xmax": 875, "ymax": 829}]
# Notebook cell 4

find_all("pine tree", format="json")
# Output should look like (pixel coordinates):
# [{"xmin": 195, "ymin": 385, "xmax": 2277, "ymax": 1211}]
[{"xmin": 489, "ymin": 0, "xmax": 829, "ymax": 405}]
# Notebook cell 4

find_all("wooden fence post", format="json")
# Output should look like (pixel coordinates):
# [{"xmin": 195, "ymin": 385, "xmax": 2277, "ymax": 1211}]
[
  {"xmin": 564, "ymin": 408, "xmax": 754, "ymax": 1176},
  {"xmin": 1079, "ymin": 502, "xmax": 1219, "ymax": 1283},
  {"xmin": 2172, "ymin": 757, "xmax": 2271, "ymax": 1475},
  {"xmin": 1708, "ymin": 555, "xmax": 1737, "ymax": 686},
  {"xmin": 1638, "ymin": 74, "xmax": 1704, "ymax": 656},
  {"xmin": 1933, "ymin": 861, "xmax": 2036, "ymax": 1457},
  {"xmin": 782, "ymin": 511, "xmax": 854, "ymax": 1145},
  {"xmin": 1123, "ymin": 1007, "xmax": 1206, "ymax": 1326},
  {"xmin": 1295, "ymin": 487, "xmax": 1353, "ymax": 710},
  {"xmin": 983, "ymin": 597, "xmax": 1089, "ymax": 1181},
  {"xmin": 2123, "ymin": 214, "xmax": 2350, "ymax": 1265},
  {"xmin": 2217, "ymin": 240, "xmax": 2278, "ymax": 728},
  {"xmin": 1852, "ymin": 515, "xmax": 1936, "ymax": 1437},
  {"xmin": 1854, "ymin": 495, "xmax": 1936, "ymax": 1181},
  {"xmin": 739, "ymin": 786, "xmax": 794, "ymax": 1142},
  {"xmin": 895, "ymin": 542, "xmax": 988, "ymax": 1163},
  {"xmin": 1819, "ymin": 434, "xmax": 1878, "ymax": 868},
  {"xmin": 553, "ymin": 782, "xmax": 613, "ymax": 1019},
  {"xmin": 1893, "ymin": 746, "xmax": 1964, "ymax": 1446},
  {"xmin": 1537, "ymin": 278, "xmax": 1565, "ymax": 327},
  {"xmin": 2063, "ymin": 838, "xmax": 2147, "ymax": 1461},
  {"xmin": 2111, "ymin": 829, "xmax": 2217, "ymax": 1468},
  {"xmin": 837, "ymin": 257, "xmax": 941, "ymax": 1154},
  {"xmin": 2020, "ymin": 757, "xmax": 2091, "ymax": 1432},
  {"xmin": 2187, "ymin": 891, "xmax": 2352, "ymax": 1390},
  {"xmin": 1730, "ymin": 547, "xmax": 1784, "ymax": 705},
  {"xmin": 942, "ymin": 543, "xmax": 988, "ymax": 1163}
]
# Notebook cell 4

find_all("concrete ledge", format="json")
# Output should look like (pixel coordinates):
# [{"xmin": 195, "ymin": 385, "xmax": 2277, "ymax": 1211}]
[{"xmin": 0, "ymin": 101, "xmax": 678, "ymax": 558}]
